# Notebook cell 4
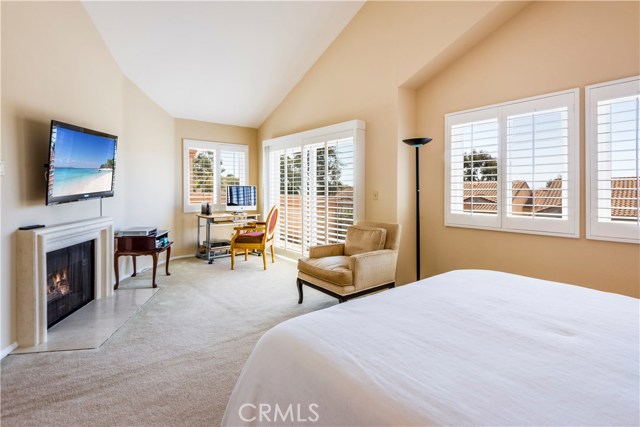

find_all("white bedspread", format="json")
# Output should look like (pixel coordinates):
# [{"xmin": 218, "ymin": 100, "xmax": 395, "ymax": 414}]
[{"xmin": 222, "ymin": 270, "xmax": 639, "ymax": 426}]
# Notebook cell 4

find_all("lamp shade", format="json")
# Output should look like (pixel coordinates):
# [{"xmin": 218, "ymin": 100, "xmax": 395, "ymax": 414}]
[{"xmin": 403, "ymin": 137, "xmax": 432, "ymax": 147}]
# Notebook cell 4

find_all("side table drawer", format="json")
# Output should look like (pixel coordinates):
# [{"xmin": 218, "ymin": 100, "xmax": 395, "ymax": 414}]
[{"xmin": 117, "ymin": 237, "xmax": 156, "ymax": 251}]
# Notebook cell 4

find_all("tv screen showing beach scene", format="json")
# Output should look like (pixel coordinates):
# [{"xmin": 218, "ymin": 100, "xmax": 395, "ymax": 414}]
[{"xmin": 46, "ymin": 121, "xmax": 117, "ymax": 205}]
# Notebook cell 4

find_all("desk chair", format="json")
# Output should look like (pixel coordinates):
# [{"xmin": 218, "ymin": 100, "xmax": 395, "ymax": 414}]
[{"xmin": 230, "ymin": 205, "xmax": 279, "ymax": 270}]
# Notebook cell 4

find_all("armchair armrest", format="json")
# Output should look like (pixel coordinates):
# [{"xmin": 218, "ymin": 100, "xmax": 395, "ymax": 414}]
[
  {"xmin": 349, "ymin": 249, "xmax": 398, "ymax": 291},
  {"xmin": 308, "ymin": 243, "xmax": 345, "ymax": 258}
]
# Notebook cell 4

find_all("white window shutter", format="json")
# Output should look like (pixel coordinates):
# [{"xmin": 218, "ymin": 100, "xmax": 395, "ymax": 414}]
[
  {"xmin": 263, "ymin": 120, "xmax": 364, "ymax": 256},
  {"xmin": 219, "ymin": 149, "xmax": 247, "ymax": 205},
  {"xmin": 502, "ymin": 90, "xmax": 579, "ymax": 236},
  {"xmin": 587, "ymin": 76, "xmax": 640, "ymax": 243},
  {"xmin": 445, "ymin": 89, "xmax": 579, "ymax": 237},
  {"xmin": 185, "ymin": 147, "xmax": 216, "ymax": 212},
  {"xmin": 445, "ymin": 108, "xmax": 501, "ymax": 230},
  {"xmin": 183, "ymin": 140, "xmax": 249, "ymax": 213},
  {"xmin": 303, "ymin": 137, "xmax": 356, "ymax": 250},
  {"xmin": 268, "ymin": 148, "xmax": 285, "ymax": 249}
]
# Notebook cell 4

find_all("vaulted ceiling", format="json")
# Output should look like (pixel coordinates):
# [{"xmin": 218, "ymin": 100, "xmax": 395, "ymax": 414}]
[{"xmin": 83, "ymin": 1, "xmax": 364, "ymax": 128}]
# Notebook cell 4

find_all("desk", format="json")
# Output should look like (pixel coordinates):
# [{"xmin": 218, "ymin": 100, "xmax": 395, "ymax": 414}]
[
  {"xmin": 196, "ymin": 213, "xmax": 259, "ymax": 263},
  {"xmin": 114, "ymin": 230, "xmax": 173, "ymax": 289}
]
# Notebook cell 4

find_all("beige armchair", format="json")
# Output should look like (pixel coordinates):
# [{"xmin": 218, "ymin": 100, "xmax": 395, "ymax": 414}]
[{"xmin": 297, "ymin": 221, "xmax": 401, "ymax": 303}]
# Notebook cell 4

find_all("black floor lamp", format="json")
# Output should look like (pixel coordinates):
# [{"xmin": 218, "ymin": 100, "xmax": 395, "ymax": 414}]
[{"xmin": 402, "ymin": 137, "xmax": 432, "ymax": 281}]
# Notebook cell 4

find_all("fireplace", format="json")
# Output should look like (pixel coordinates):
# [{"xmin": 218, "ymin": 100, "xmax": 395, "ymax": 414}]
[
  {"xmin": 46, "ymin": 240, "xmax": 95, "ymax": 328},
  {"xmin": 17, "ymin": 217, "xmax": 114, "ymax": 348}
]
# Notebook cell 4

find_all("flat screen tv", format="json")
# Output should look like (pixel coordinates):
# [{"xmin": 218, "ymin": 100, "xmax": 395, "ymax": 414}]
[
  {"xmin": 46, "ymin": 120, "xmax": 118, "ymax": 205},
  {"xmin": 226, "ymin": 185, "xmax": 257, "ymax": 212}
]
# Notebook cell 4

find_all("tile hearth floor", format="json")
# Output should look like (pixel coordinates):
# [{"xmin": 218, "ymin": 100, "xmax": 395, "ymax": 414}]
[{"xmin": 12, "ymin": 287, "xmax": 159, "ymax": 354}]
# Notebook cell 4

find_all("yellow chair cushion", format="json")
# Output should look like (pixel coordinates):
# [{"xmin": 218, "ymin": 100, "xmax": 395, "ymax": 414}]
[{"xmin": 297, "ymin": 256, "xmax": 352, "ymax": 286}]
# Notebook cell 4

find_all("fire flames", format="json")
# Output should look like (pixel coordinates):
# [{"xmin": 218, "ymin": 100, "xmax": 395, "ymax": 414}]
[{"xmin": 47, "ymin": 269, "xmax": 69, "ymax": 301}]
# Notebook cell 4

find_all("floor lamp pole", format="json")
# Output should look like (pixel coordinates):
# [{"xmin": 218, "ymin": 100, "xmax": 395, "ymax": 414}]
[
  {"xmin": 402, "ymin": 137, "xmax": 432, "ymax": 282},
  {"xmin": 415, "ymin": 146, "xmax": 421, "ymax": 281}
]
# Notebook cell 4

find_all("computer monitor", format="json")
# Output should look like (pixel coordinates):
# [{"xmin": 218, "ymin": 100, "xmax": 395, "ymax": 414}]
[{"xmin": 226, "ymin": 185, "xmax": 257, "ymax": 212}]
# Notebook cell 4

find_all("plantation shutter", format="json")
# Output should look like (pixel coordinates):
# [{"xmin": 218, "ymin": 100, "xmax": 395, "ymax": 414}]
[
  {"xmin": 187, "ymin": 147, "xmax": 216, "ymax": 206},
  {"xmin": 587, "ymin": 76, "xmax": 640, "ymax": 243},
  {"xmin": 219, "ymin": 149, "xmax": 247, "ymax": 204},
  {"xmin": 264, "ymin": 120, "xmax": 365, "ymax": 256},
  {"xmin": 183, "ymin": 140, "xmax": 249, "ymax": 212},
  {"xmin": 267, "ymin": 147, "xmax": 303, "ymax": 253},
  {"xmin": 268, "ymin": 149, "xmax": 285, "ymax": 249},
  {"xmin": 303, "ymin": 135, "xmax": 356, "ymax": 250},
  {"xmin": 502, "ymin": 91, "xmax": 578, "ymax": 236},
  {"xmin": 285, "ymin": 147, "xmax": 303, "ymax": 252},
  {"xmin": 445, "ymin": 108, "xmax": 501, "ymax": 229},
  {"xmin": 445, "ymin": 89, "xmax": 578, "ymax": 237}
]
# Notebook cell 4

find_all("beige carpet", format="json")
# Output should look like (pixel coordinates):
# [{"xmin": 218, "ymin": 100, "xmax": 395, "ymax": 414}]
[{"xmin": 1, "ymin": 256, "xmax": 335, "ymax": 427}]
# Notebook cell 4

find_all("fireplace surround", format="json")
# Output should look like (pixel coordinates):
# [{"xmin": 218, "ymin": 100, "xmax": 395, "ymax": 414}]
[{"xmin": 17, "ymin": 217, "xmax": 114, "ymax": 348}]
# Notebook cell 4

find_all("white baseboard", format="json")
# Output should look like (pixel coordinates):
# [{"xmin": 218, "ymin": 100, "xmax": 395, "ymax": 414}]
[{"xmin": 1, "ymin": 342, "xmax": 18, "ymax": 359}]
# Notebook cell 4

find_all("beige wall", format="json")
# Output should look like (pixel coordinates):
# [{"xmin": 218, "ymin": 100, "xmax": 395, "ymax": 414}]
[
  {"xmin": 0, "ymin": 3, "xmax": 260, "ymax": 351},
  {"xmin": 258, "ymin": 1, "xmax": 526, "ymax": 285},
  {"xmin": 415, "ymin": 1, "xmax": 640, "ymax": 297},
  {"xmin": 173, "ymin": 119, "xmax": 258, "ymax": 257},
  {"xmin": 0, "ymin": 1, "xmax": 177, "ymax": 350}
]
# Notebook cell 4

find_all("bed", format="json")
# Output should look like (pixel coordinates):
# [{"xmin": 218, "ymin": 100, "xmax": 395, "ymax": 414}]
[{"xmin": 222, "ymin": 270, "xmax": 639, "ymax": 426}]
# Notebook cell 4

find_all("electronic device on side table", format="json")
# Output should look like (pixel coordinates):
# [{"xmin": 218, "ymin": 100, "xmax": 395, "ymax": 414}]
[{"xmin": 119, "ymin": 226, "xmax": 157, "ymax": 237}]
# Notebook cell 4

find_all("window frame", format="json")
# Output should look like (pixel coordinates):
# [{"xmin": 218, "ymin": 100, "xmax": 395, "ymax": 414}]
[
  {"xmin": 585, "ymin": 75, "xmax": 640, "ymax": 244},
  {"xmin": 445, "ymin": 88, "xmax": 580, "ymax": 238},
  {"xmin": 182, "ymin": 139, "xmax": 249, "ymax": 213},
  {"xmin": 262, "ymin": 120, "xmax": 365, "ymax": 258}
]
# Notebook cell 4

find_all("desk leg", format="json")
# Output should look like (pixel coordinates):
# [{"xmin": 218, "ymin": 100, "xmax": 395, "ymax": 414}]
[
  {"xmin": 152, "ymin": 253, "xmax": 159, "ymax": 288},
  {"xmin": 131, "ymin": 256, "xmax": 137, "ymax": 277},
  {"xmin": 206, "ymin": 219, "xmax": 212, "ymax": 264},
  {"xmin": 114, "ymin": 254, "xmax": 120, "ymax": 290},
  {"xmin": 196, "ymin": 216, "xmax": 201, "ymax": 257},
  {"xmin": 166, "ymin": 246, "xmax": 172, "ymax": 276}
]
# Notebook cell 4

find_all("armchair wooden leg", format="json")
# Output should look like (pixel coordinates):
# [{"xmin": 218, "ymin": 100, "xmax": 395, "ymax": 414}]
[
  {"xmin": 270, "ymin": 244, "xmax": 275, "ymax": 263},
  {"xmin": 231, "ymin": 249, "xmax": 235, "ymax": 270},
  {"xmin": 262, "ymin": 249, "xmax": 267, "ymax": 270},
  {"xmin": 297, "ymin": 279, "xmax": 304, "ymax": 304},
  {"xmin": 244, "ymin": 249, "xmax": 248, "ymax": 261}
]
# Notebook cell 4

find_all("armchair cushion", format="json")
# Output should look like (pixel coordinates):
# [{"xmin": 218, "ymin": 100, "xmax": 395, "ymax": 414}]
[
  {"xmin": 297, "ymin": 256, "xmax": 352, "ymax": 286},
  {"xmin": 344, "ymin": 225, "xmax": 387, "ymax": 256}
]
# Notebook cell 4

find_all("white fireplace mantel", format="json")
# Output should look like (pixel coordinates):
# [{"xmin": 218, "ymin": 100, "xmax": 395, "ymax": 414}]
[{"xmin": 16, "ymin": 217, "xmax": 114, "ymax": 348}]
